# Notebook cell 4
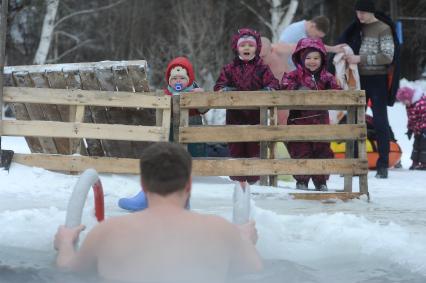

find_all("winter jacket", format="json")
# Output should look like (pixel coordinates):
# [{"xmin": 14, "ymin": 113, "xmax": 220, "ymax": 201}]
[
  {"xmin": 164, "ymin": 57, "xmax": 203, "ymax": 117},
  {"xmin": 337, "ymin": 12, "xmax": 400, "ymax": 106},
  {"xmin": 214, "ymin": 28, "xmax": 279, "ymax": 125},
  {"xmin": 281, "ymin": 38, "xmax": 341, "ymax": 125},
  {"xmin": 407, "ymin": 96, "xmax": 426, "ymax": 136}
]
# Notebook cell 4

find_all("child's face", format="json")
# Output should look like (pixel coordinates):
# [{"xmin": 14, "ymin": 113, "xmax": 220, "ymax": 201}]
[
  {"xmin": 304, "ymin": 51, "xmax": 322, "ymax": 72},
  {"xmin": 238, "ymin": 42, "xmax": 257, "ymax": 61},
  {"xmin": 401, "ymin": 99, "xmax": 411, "ymax": 106},
  {"xmin": 169, "ymin": 75, "xmax": 189, "ymax": 90}
]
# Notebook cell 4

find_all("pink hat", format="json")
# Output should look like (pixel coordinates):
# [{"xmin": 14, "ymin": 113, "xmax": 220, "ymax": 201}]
[
  {"xmin": 237, "ymin": 35, "xmax": 257, "ymax": 47},
  {"xmin": 396, "ymin": 87, "xmax": 415, "ymax": 103}
]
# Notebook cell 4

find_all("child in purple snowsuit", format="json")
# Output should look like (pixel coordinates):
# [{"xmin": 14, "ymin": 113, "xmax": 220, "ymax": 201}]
[
  {"xmin": 281, "ymin": 38, "xmax": 341, "ymax": 191},
  {"xmin": 214, "ymin": 28, "xmax": 279, "ymax": 184},
  {"xmin": 396, "ymin": 86, "xmax": 426, "ymax": 170}
]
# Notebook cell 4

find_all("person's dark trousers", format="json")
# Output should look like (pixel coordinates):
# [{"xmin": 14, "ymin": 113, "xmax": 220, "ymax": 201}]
[
  {"xmin": 360, "ymin": 75, "xmax": 390, "ymax": 169},
  {"xmin": 412, "ymin": 134, "xmax": 426, "ymax": 164}
]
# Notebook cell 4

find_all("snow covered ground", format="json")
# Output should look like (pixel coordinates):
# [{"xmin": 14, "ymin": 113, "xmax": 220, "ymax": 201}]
[{"xmin": 1, "ymin": 94, "xmax": 426, "ymax": 282}]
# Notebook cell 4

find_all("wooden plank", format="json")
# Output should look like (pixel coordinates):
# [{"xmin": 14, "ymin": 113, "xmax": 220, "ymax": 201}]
[
  {"xmin": 12, "ymin": 154, "xmax": 368, "ymax": 176},
  {"xmin": 172, "ymin": 95, "xmax": 180, "ymax": 142},
  {"xmin": 3, "ymin": 87, "xmax": 170, "ymax": 108},
  {"xmin": 13, "ymin": 153, "xmax": 140, "ymax": 174},
  {"xmin": 79, "ymin": 68, "xmax": 107, "ymax": 157},
  {"xmin": 2, "ymin": 120, "xmax": 167, "ymax": 141},
  {"xmin": 32, "ymin": 71, "xmax": 70, "ymax": 154},
  {"xmin": 344, "ymin": 107, "xmax": 356, "ymax": 192},
  {"xmin": 179, "ymin": 124, "xmax": 367, "ymax": 143},
  {"xmin": 289, "ymin": 192, "xmax": 366, "ymax": 201},
  {"xmin": 12, "ymin": 71, "xmax": 57, "ymax": 153},
  {"xmin": 128, "ymin": 65, "xmax": 149, "ymax": 92},
  {"xmin": 4, "ymin": 60, "xmax": 148, "ymax": 75},
  {"xmin": 357, "ymin": 106, "xmax": 369, "ymax": 197},
  {"xmin": 179, "ymin": 90, "xmax": 366, "ymax": 109},
  {"xmin": 269, "ymin": 107, "xmax": 278, "ymax": 187},
  {"xmin": 191, "ymin": 158, "xmax": 368, "ymax": 176},
  {"xmin": 259, "ymin": 107, "xmax": 268, "ymax": 186}
]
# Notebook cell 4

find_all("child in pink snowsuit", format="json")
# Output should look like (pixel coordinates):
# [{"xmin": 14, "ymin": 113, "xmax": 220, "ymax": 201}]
[
  {"xmin": 396, "ymin": 86, "xmax": 426, "ymax": 170},
  {"xmin": 281, "ymin": 38, "xmax": 341, "ymax": 191},
  {"xmin": 214, "ymin": 28, "xmax": 279, "ymax": 184}
]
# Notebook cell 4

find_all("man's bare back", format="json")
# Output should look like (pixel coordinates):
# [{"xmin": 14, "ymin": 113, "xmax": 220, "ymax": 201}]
[{"xmin": 54, "ymin": 143, "xmax": 261, "ymax": 283}]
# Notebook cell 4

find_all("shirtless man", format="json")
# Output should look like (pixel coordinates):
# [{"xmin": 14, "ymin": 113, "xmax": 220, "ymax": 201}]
[
  {"xmin": 260, "ymin": 37, "xmax": 293, "ymax": 125},
  {"xmin": 54, "ymin": 142, "xmax": 262, "ymax": 283}
]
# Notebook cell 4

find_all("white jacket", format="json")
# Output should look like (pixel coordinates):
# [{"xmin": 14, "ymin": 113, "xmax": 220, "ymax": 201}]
[{"xmin": 333, "ymin": 46, "xmax": 360, "ymax": 90}]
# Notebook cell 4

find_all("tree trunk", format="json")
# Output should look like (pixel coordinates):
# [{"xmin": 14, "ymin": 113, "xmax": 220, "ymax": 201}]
[{"xmin": 33, "ymin": 0, "xmax": 59, "ymax": 65}]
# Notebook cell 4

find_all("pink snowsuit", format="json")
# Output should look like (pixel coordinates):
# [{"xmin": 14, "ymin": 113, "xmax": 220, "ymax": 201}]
[
  {"xmin": 214, "ymin": 28, "xmax": 280, "ymax": 183},
  {"xmin": 281, "ymin": 38, "xmax": 341, "ymax": 187}
]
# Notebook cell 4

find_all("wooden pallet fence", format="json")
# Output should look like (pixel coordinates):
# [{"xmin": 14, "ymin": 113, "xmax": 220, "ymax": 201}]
[{"xmin": 177, "ymin": 90, "xmax": 369, "ymax": 199}]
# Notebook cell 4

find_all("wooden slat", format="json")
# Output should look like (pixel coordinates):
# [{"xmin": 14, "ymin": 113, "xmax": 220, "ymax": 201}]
[
  {"xmin": 259, "ymin": 107, "xmax": 268, "ymax": 185},
  {"xmin": 79, "ymin": 68, "xmax": 106, "ymax": 157},
  {"xmin": 33, "ymin": 71, "xmax": 70, "ymax": 154},
  {"xmin": 179, "ymin": 90, "xmax": 366, "ymax": 109},
  {"xmin": 357, "ymin": 106, "xmax": 369, "ymax": 196},
  {"xmin": 98, "ymin": 67, "xmax": 131, "ymax": 158},
  {"xmin": 12, "ymin": 154, "xmax": 368, "ymax": 176},
  {"xmin": 3, "ymin": 87, "xmax": 170, "ymax": 108},
  {"xmin": 2, "ymin": 120, "xmax": 167, "ymax": 141},
  {"xmin": 289, "ymin": 192, "xmax": 366, "ymax": 201},
  {"xmin": 179, "ymin": 124, "xmax": 367, "ymax": 143},
  {"xmin": 12, "ymin": 71, "xmax": 57, "ymax": 153},
  {"xmin": 191, "ymin": 158, "xmax": 368, "ymax": 176},
  {"xmin": 128, "ymin": 65, "xmax": 149, "ymax": 92},
  {"xmin": 13, "ymin": 153, "xmax": 140, "ymax": 174},
  {"xmin": 344, "ymin": 107, "xmax": 356, "ymax": 192},
  {"xmin": 4, "ymin": 60, "xmax": 148, "ymax": 75}
]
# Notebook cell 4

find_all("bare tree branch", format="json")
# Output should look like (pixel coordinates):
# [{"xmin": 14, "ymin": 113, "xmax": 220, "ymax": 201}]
[
  {"xmin": 47, "ymin": 39, "xmax": 93, "ymax": 63},
  {"xmin": 54, "ymin": 0, "xmax": 127, "ymax": 29},
  {"xmin": 240, "ymin": 0, "xmax": 273, "ymax": 30}
]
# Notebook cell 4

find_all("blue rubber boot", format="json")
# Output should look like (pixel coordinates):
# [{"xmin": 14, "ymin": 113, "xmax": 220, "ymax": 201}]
[{"xmin": 118, "ymin": 191, "xmax": 148, "ymax": 212}]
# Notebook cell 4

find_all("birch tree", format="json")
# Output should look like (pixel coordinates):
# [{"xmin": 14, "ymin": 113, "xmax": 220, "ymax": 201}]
[
  {"xmin": 33, "ymin": 0, "xmax": 59, "ymax": 64},
  {"xmin": 240, "ymin": 0, "xmax": 299, "ymax": 42}
]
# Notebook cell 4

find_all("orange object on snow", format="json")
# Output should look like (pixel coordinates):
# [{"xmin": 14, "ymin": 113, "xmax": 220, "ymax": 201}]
[{"xmin": 331, "ymin": 139, "xmax": 402, "ymax": 169}]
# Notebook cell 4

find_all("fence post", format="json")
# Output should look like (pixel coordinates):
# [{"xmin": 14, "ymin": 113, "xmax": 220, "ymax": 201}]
[
  {"xmin": 269, "ymin": 106, "xmax": 278, "ymax": 187},
  {"xmin": 344, "ymin": 106, "xmax": 356, "ymax": 192},
  {"xmin": 357, "ymin": 105, "xmax": 369, "ymax": 198},
  {"xmin": 259, "ymin": 107, "xmax": 268, "ymax": 185}
]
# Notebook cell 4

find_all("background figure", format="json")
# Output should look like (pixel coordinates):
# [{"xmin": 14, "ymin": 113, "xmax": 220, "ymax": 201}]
[
  {"xmin": 396, "ymin": 86, "xmax": 426, "ymax": 170},
  {"xmin": 339, "ymin": 0, "xmax": 400, "ymax": 178},
  {"xmin": 214, "ymin": 28, "xmax": 279, "ymax": 184},
  {"xmin": 281, "ymin": 38, "xmax": 341, "ymax": 191},
  {"xmin": 260, "ymin": 36, "xmax": 293, "ymax": 125},
  {"xmin": 279, "ymin": 15, "xmax": 345, "ymax": 71}
]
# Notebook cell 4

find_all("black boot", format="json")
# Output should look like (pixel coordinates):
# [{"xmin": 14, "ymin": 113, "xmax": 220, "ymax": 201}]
[{"xmin": 375, "ymin": 167, "xmax": 388, "ymax": 179}]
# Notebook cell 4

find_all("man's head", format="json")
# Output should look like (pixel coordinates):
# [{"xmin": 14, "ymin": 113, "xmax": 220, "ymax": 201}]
[
  {"xmin": 355, "ymin": 0, "xmax": 376, "ymax": 24},
  {"xmin": 306, "ymin": 16, "xmax": 330, "ymax": 39},
  {"xmin": 140, "ymin": 142, "xmax": 192, "ymax": 196}
]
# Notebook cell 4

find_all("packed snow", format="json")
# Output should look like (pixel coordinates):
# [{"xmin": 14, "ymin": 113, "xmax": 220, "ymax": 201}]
[{"xmin": 0, "ymin": 83, "xmax": 426, "ymax": 282}]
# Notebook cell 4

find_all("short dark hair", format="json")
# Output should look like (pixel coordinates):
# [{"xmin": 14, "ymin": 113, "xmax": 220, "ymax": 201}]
[
  {"xmin": 311, "ymin": 16, "xmax": 330, "ymax": 34},
  {"xmin": 140, "ymin": 142, "xmax": 192, "ymax": 196}
]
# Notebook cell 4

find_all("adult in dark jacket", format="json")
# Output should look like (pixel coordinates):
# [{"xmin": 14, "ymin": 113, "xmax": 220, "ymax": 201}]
[
  {"xmin": 338, "ymin": 0, "xmax": 400, "ymax": 178},
  {"xmin": 214, "ymin": 28, "xmax": 279, "ymax": 184}
]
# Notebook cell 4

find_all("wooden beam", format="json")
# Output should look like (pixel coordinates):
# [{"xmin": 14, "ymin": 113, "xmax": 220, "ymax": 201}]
[
  {"xmin": 289, "ymin": 192, "xmax": 366, "ymax": 201},
  {"xmin": 12, "ymin": 154, "xmax": 368, "ymax": 176},
  {"xmin": 179, "ymin": 90, "xmax": 366, "ymax": 109},
  {"xmin": 13, "ymin": 153, "xmax": 140, "ymax": 174},
  {"xmin": 191, "ymin": 158, "xmax": 368, "ymax": 176},
  {"xmin": 3, "ymin": 60, "xmax": 148, "ymax": 75},
  {"xmin": 1, "ymin": 120, "xmax": 168, "ymax": 141},
  {"xmin": 3, "ymin": 87, "xmax": 170, "ymax": 109},
  {"xmin": 179, "ymin": 124, "xmax": 367, "ymax": 143}
]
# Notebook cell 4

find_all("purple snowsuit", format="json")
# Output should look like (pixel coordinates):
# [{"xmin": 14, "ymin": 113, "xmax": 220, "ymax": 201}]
[
  {"xmin": 281, "ymin": 38, "xmax": 341, "ymax": 187},
  {"xmin": 214, "ymin": 28, "xmax": 280, "ymax": 183}
]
